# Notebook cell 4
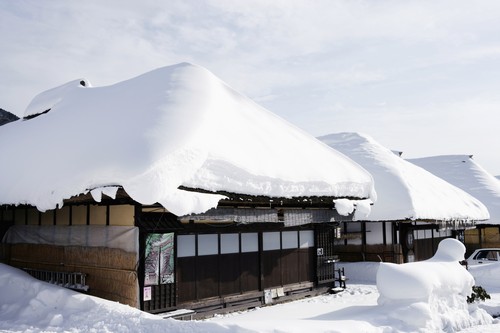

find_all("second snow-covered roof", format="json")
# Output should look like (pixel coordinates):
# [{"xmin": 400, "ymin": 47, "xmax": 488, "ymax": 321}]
[
  {"xmin": 409, "ymin": 155, "xmax": 500, "ymax": 225},
  {"xmin": 319, "ymin": 133, "xmax": 489, "ymax": 222},
  {"xmin": 0, "ymin": 63, "xmax": 375, "ymax": 216}
]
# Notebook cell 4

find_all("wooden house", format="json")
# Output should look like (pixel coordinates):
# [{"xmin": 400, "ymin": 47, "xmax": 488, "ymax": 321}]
[
  {"xmin": 319, "ymin": 133, "xmax": 489, "ymax": 263},
  {"xmin": 409, "ymin": 155, "xmax": 500, "ymax": 257},
  {"xmin": 0, "ymin": 63, "xmax": 375, "ymax": 317},
  {"xmin": 0, "ymin": 190, "xmax": 364, "ymax": 316}
]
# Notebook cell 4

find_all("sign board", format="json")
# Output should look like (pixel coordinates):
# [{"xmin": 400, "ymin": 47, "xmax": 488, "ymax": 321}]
[
  {"xmin": 144, "ymin": 233, "xmax": 175, "ymax": 286},
  {"xmin": 264, "ymin": 289, "xmax": 273, "ymax": 304},
  {"xmin": 144, "ymin": 286, "xmax": 152, "ymax": 301},
  {"xmin": 317, "ymin": 248, "xmax": 324, "ymax": 256}
]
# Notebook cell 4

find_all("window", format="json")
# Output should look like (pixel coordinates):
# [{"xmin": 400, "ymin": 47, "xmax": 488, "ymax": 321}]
[
  {"xmin": 263, "ymin": 232, "xmax": 280, "ymax": 251},
  {"xmin": 198, "ymin": 234, "xmax": 218, "ymax": 256},
  {"xmin": 282, "ymin": 231, "xmax": 298, "ymax": 249},
  {"xmin": 241, "ymin": 233, "xmax": 258, "ymax": 253},
  {"xmin": 177, "ymin": 235, "xmax": 195, "ymax": 257},
  {"xmin": 299, "ymin": 230, "xmax": 314, "ymax": 248},
  {"xmin": 221, "ymin": 234, "xmax": 239, "ymax": 254}
]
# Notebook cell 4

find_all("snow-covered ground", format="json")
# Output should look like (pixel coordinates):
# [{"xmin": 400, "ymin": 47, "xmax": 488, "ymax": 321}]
[
  {"xmin": 2, "ymin": 241, "xmax": 500, "ymax": 332},
  {"xmin": 210, "ymin": 283, "xmax": 500, "ymax": 333}
]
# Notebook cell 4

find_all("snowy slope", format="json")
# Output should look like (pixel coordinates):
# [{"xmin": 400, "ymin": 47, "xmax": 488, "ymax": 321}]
[
  {"xmin": 319, "ymin": 133, "xmax": 489, "ymax": 221},
  {"xmin": 409, "ymin": 155, "xmax": 500, "ymax": 224},
  {"xmin": 0, "ymin": 63, "xmax": 375, "ymax": 215}
]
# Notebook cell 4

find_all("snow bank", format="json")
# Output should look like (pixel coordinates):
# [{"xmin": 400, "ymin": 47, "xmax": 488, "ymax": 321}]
[
  {"xmin": 1, "ymin": 261, "xmax": 498, "ymax": 332},
  {"xmin": 337, "ymin": 261, "xmax": 380, "ymax": 284},
  {"xmin": 320, "ymin": 133, "xmax": 489, "ymax": 221},
  {"xmin": 0, "ymin": 263, "xmax": 233, "ymax": 333},
  {"xmin": 0, "ymin": 63, "xmax": 375, "ymax": 216},
  {"xmin": 467, "ymin": 265, "xmax": 500, "ymax": 318},
  {"xmin": 376, "ymin": 238, "xmax": 493, "ymax": 332},
  {"xmin": 469, "ymin": 263, "xmax": 500, "ymax": 289}
]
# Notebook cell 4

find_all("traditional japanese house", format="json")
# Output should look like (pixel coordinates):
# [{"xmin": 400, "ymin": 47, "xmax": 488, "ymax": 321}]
[
  {"xmin": 409, "ymin": 155, "xmax": 500, "ymax": 257},
  {"xmin": 0, "ymin": 63, "xmax": 376, "ymax": 317},
  {"xmin": 319, "ymin": 133, "xmax": 489, "ymax": 263}
]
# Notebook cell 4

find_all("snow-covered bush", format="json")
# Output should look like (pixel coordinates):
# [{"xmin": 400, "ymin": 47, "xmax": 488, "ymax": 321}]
[
  {"xmin": 376, "ymin": 238, "xmax": 493, "ymax": 332},
  {"xmin": 467, "ymin": 285, "xmax": 491, "ymax": 304}
]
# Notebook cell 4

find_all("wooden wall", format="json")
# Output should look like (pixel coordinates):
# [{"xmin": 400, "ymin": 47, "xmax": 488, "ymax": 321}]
[
  {"xmin": 7, "ymin": 243, "xmax": 138, "ymax": 307},
  {"xmin": 0, "ymin": 204, "xmax": 138, "ymax": 306},
  {"xmin": 1, "ymin": 204, "xmax": 135, "ymax": 227},
  {"xmin": 176, "ymin": 230, "xmax": 315, "ymax": 306},
  {"xmin": 465, "ymin": 226, "xmax": 500, "ymax": 257}
]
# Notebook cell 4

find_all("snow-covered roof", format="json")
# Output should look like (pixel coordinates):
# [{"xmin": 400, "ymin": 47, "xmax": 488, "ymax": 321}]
[
  {"xmin": 409, "ymin": 155, "xmax": 500, "ymax": 225},
  {"xmin": 318, "ymin": 133, "xmax": 489, "ymax": 222},
  {"xmin": 0, "ymin": 63, "xmax": 375, "ymax": 216}
]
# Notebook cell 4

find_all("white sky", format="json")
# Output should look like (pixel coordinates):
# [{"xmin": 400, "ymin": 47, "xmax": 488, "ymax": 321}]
[{"xmin": 2, "ymin": 0, "xmax": 500, "ymax": 174}]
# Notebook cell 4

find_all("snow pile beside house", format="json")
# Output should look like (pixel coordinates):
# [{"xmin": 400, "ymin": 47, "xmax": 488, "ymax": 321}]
[
  {"xmin": 0, "ymin": 63, "xmax": 375, "ymax": 216},
  {"xmin": 376, "ymin": 238, "xmax": 493, "ymax": 332},
  {"xmin": 0, "ymin": 263, "xmax": 229, "ymax": 333},
  {"xmin": 1, "ymin": 260, "xmax": 499, "ymax": 332}
]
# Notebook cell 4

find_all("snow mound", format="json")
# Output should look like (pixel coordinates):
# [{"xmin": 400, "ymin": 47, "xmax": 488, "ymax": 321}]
[
  {"xmin": 319, "ymin": 133, "xmax": 489, "ymax": 221},
  {"xmin": 0, "ymin": 263, "xmax": 234, "ymax": 333},
  {"xmin": 376, "ymin": 238, "xmax": 493, "ymax": 332},
  {"xmin": 0, "ymin": 63, "xmax": 375, "ymax": 216}
]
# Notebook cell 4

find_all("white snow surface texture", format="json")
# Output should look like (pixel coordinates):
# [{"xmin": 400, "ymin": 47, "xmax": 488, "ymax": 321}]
[
  {"xmin": 0, "ymin": 241, "xmax": 497, "ymax": 333},
  {"xmin": 409, "ymin": 155, "xmax": 500, "ymax": 224},
  {"xmin": 319, "ymin": 133, "xmax": 489, "ymax": 221},
  {"xmin": 0, "ymin": 63, "xmax": 375, "ymax": 215}
]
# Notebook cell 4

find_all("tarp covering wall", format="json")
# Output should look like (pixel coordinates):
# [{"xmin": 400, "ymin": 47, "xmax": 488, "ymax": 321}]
[{"xmin": 2, "ymin": 225, "xmax": 139, "ymax": 254}]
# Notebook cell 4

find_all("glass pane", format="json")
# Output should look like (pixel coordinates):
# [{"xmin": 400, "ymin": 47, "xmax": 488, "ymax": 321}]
[
  {"xmin": 263, "ymin": 232, "xmax": 280, "ymax": 251},
  {"xmin": 282, "ymin": 231, "xmax": 298, "ymax": 249},
  {"xmin": 221, "ymin": 233, "xmax": 239, "ymax": 254},
  {"xmin": 177, "ymin": 235, "xmax": 195, "ymax": 257},
  {"xmin": 299, "ymin": 230, "xmax": 314, "ymax": 248},
  {"xmin": 241, "ymin": 233, "xmax": 258, "ymax": 253},
  {"xmin": 198, "ymin": 234, "xmax": 218, "ymax": 256}
]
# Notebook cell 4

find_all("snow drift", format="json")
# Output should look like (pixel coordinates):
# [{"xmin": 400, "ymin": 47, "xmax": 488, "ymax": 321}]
[
  {"xmin": 319, "ymin": 133, "xmax": 489, "ymax": 221},
  {"xmin": 376, "ymin": 238, "xmax": 493, "ymax": 331},
  {"xmin": 1, "ymin": 260, "xmax": 498, "ymax": 333},
  {"xmin": 0, "ymin": 263, "xmax": 232, "ymax": 333},
  {"xmin": 0, "ymin": 63, "xmax": 375, "ymax": 216}
]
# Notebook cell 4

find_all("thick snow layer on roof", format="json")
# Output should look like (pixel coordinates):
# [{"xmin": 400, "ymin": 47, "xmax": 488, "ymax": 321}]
[
  {"xmin": 0, "ymin": 63, "xmax": 375, "ymax": 215},
  {"xmin": 409, "ymin": 155, "xmax": 500, "ymax": 224},
  {"xmin": 319, "ymin": 133, "xmax": 489, "ymax": 221}
]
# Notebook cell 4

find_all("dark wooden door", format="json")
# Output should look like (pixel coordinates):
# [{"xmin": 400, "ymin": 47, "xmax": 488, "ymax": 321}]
[{"xmin": 315, "ymin": 224, "xmax": 336, "ymax": 285}]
